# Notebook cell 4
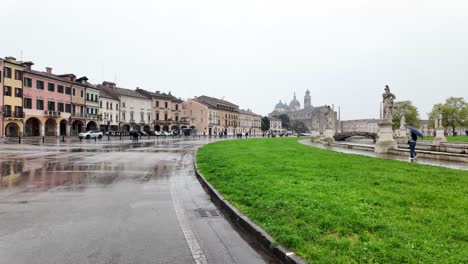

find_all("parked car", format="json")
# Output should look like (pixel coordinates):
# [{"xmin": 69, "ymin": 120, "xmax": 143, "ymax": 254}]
[
  {"xmin": 155, "ymin": 131, "xmax": 162, "ymax": 136},
  {"xmin": 140, "ymin": 130, "xmax": 148, "ymax": 136},
  {"xmin": 79, "ymin": 130, "xmax": 103, "ymax": 139},
  {"xmin": 161, "ymin": 131, "xmax": 171, "ymax": 136}
]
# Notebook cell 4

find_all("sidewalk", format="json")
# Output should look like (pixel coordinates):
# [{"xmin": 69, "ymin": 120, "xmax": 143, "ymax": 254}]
[{"xmin": 299, "ymin": 139, "xmax": 468, "ymax": 171}]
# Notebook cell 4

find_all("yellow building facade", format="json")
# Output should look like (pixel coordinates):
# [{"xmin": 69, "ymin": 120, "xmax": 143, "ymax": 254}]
[{"xmin": 3, "ymin": 57, "xmax": 25, "ymax": 137}]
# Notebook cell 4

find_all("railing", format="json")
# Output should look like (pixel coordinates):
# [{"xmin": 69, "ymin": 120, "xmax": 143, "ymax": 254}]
[
  {"xmin": 71, "ymin": 113, "xmax": 85, "ymax": 118},
  {"xmin": 3, "ymin": 111, "xmax": 25, "ymax": 118},
  {"xmin": 44, "ymin": 110, "xmax": 61, "ymax": 117},
  {"xmin": 86, "ymin": 114, "xmax": 99, "ymax": 120}
]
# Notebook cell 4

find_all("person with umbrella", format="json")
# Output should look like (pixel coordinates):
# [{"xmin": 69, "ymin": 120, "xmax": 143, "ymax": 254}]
[{"xmin": 407, "ymin": 126, "xmax": 423, "ymax": 160}]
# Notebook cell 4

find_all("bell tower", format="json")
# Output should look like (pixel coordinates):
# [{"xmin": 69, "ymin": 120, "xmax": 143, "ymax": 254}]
[{"xmin": 304, "ymin": 90, "xmax": 312, "ymax": 109}]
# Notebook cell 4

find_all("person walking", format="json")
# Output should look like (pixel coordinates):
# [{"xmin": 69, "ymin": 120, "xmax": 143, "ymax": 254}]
[{"xmin": 408, "ymin": 131, "xmax": 418, "ymax": 160}]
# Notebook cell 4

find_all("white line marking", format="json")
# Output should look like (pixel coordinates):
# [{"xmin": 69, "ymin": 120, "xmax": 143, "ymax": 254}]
[
  {"xmin": 170, "ymin": 180, "xmax": 208, "ymax": 264},
  {"xmin": 286, "ymin": 252, "xmax": 295, "ymax": 256}
]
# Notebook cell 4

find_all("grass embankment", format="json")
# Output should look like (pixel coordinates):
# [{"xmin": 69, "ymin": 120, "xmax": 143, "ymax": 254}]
[
  {"xmin": 197, "ymin": 138, "xmax": 468, "ymax": 263},
  {"xmin": 421, "ymin": 135, "xmax": 468, "ymax": 143}
]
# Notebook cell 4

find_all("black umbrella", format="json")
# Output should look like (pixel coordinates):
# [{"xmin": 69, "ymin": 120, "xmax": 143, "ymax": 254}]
[{"xmin": 407, "ymin": 126, "xmax": 424, "ymax": 138}]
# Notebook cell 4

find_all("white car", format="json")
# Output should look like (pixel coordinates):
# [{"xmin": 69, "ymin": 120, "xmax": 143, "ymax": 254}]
[
  {"xmin": 161, "ymin": 131, "xmax": 171, "ymax": 136},
  {"xmin": 79, "ymin": 130, "xmax": 103, "ymax": 139}
]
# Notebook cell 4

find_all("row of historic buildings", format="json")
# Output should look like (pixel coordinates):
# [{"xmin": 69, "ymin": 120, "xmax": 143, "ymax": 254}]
[{"xmin": 0, "ymin": 56, "xmax": 262, "ymax": 137}]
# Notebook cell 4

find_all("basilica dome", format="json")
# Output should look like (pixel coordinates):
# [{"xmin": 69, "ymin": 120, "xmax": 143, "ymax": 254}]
[
  {"xmin": 274, "ymin": 100, "xmax": 289, "ymax": 112},
  {"xmin": 289, "ymin": 93, "xmax": 301, "ymax": 111}
]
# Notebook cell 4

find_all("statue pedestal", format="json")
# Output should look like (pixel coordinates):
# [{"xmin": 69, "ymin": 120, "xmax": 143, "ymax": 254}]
[
  {"xmin": 432, "ymin": 129, "xmax": 447, "ymax": 146},
  {"xmin": 322, "ymin": 129, "xmax": 335, "ymax": 145},
  {"xmin": 395, "ymin": 128, "xmax": 408, "ymax": 143},
  {"xmin": 375, "ymin": 120, "xmax": 397, "ymax": 153}
]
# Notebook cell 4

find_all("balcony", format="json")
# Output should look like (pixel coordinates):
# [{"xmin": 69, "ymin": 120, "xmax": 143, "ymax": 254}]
[
  {"xmin": 71, "ymin": 112, "xmax": 85, "ymax": 118},
  {"xmin": 86, "ymin": 114, "xmax": 99, "ymax": 120},
  {"xmin": 44, "ymin": 110, "xmax": 61, "ymax": 117},
  {"xmin": 3, "ymin": 111, "xmax": 25, "ymax": 118}
]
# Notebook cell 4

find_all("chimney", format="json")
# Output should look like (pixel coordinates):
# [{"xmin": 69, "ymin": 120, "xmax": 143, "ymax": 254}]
[
  {"xmin": 5, "ymin": 56, "xmax": 16, "ymax": 62},
  {"xmin": 46, "ymin": 67, "xmax": 52, "ymax": 74},
  {"xmin": 23, "ymin": 61, "xmax": 34, "ymax": 70},
  {"xmin": 102, "ymin": 81, "xmax": 116, "ymax": 88}
]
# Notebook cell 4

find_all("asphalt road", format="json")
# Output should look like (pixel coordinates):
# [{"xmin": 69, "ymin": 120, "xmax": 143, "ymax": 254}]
[{"xmin": 0, "ymin": 138, "xmax": 274, "ymax": 264}]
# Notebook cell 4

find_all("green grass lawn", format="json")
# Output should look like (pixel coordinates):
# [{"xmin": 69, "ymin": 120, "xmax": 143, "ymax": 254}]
[
  {"xmin": 421, "ymin": 135, "xmax": 468, "ymax": 142},
  {"xmin": 197, "ymin": 138, "xmax": 468, "ymax": 263}
]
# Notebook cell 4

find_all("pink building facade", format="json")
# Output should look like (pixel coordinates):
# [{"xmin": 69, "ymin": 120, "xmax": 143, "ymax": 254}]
[
  {"xmin": 0, "ymin": 58, "xmax": 4, "ymax": 137},
  {"xmin": 23, "ymin": 64, "xmax": 72, "ymax": 136}
]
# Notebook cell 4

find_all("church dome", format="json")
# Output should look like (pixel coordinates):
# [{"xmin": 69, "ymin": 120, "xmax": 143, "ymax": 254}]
[
  {"xmin": 289, "ymin": 93, "xmax": 301, "ymax": 110},
  {"xmin": 275, "ymin": 100, "xmax": 289, "ymax": 111}
]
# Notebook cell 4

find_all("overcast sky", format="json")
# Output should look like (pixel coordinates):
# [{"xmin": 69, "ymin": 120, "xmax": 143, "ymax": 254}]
[{"xmin": 2, "ymin": 0, "xmax": 467, "ymax": 119}]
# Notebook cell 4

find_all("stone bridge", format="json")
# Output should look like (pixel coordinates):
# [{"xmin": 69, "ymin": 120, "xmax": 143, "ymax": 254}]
[{"xmin": 334, "ymin": 132, "xmax": 378, "ymax": 142}]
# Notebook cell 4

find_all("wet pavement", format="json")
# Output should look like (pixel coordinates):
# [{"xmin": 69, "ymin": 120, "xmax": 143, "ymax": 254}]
[
  {"xmin": 299, "ymin": 139, "xmax": 468, "ymax": 170},
  {"xmin": 0, "ymin": 138, "xmax": 274, "ymax": 264}
]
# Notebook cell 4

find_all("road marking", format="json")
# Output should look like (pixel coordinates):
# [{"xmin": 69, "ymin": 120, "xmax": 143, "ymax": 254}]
[{"xmin": 170, "ymin": 180, "xmax": 208, "ymax": 264}]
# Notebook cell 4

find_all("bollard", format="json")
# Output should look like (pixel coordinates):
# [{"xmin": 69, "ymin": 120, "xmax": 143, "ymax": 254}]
[
  {"xmin": 120, "ymin": 133, "xmax": 122, "ymax": 140},
  {"xmin": 108, "ymin": 134, "xmax": 110, "ymax": 141},
  {"xmin": 42, "ymin": 136, "xmax": 45, "ymax": 143},
  {"xmin": 148, "ymin": 134, "xmax": 150, "ymax": 140},
  {"xmin": 62, "ymin": 135, "xmax": 65, "ymax": 142},
  {"xmin": 18, "ymin": 136, "xmax": 21, "ymax": 144},
  {"xmin": 94, "ymin": 137, "xmax": 97, "ymax": 142}
]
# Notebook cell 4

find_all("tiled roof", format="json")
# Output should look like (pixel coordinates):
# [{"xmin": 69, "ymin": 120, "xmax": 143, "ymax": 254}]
[
  {"xmin": 239, "ymin": 109, "xmax": 261, "ymax": 116},
  {"xmin": 24, "ymin": 69, "xmax": 71, "ymax": 84},
  {"xmin": 98, "ymin": 85, "xmax": 150, "ymax": 100},
  {"xmin": 97, "ymin": 86, "xmax": 119, "ymax": 100},
  {"xmin": 195, "ymin": 95, "xmax": 238, "ymax": 109},
  {"xmin": 135, "ymin": 88, "xmax": 182, "ymax": 102}
]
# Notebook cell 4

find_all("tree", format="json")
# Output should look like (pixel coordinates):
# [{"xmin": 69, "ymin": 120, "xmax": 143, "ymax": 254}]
[
  {"xmin": 261, "ymin": 116, "xmax": 270, "ymax": 132},
  {"xmin": 276, "ymin": 114, "xmax": 290, "ymax": 130},
  {"xmin": 391, "ymin": 101, "xmax": 420, "ymax": 129},
  {"xmin": 429, "ymin": 97, "xmax": 467, "ymax": 135},
  {"xmin": 290, "ymin": 120, "xmax": 308, "ymax": 133}
]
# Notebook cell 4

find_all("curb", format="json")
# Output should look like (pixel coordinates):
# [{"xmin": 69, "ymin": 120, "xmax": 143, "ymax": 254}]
[{"xmin": 194, "ymin": 159, "xmax": 306, "ymax": 264}]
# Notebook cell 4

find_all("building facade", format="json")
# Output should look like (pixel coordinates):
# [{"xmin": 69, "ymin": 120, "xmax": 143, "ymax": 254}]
[
  {"xmin": 182, "ymin": 99, "xmax": 209, "ymax": 134},
  {"xmin": 84, "ymin": 79, "xmax": 100, "ymax": 130},
  {"xmin": 185, "ymin": 95, "xmax": 239, "ymax": 135},
  {"xmin": 23, "ymin": 64, "xmax": 72, "ymax": 136},
  {"xmin": 269, "ymin": 117, "xmax": 283, "ymax": 134},
  {"xmin": 239, "ymin": 109, "xmax": 262, "ymax": 135},
  {"xmin": 98, "ymin": 87, "xmax": 120, "ymax": 132},
  {"xmin": 136, "ymin": 88, "xmax": 188, "ymax": 132},
  {"xmin": 0, "ymin": 58, "xmax": 4, "ymax": 137},
  {"xmin": 340, "ymin": 119, "xmax": 380, "ymax": 134},
  {"xmin": 99, "ymin": 82, "xmax": 152, "ymax": 132},
  {"xmin": 2, "ymin": 57, "xmax": 25, "ymax": 137}
]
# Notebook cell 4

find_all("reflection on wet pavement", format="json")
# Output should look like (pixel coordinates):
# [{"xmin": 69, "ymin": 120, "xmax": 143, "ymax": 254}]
[
  {"xmin": 0, "ymin": 141, "xmax": 186, "ymax": 189},
  {"xmin": 0, "ymin": 137, "xmax": 273, "ymax": 264}
]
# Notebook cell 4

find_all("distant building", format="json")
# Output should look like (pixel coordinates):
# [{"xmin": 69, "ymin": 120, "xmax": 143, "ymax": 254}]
[
  {"xmin": 183, "ymin": 95, "xmax": 239, "ymax": 135},
  {"xmin": 269, "ymin": 90, "xmax": 338, "ymax": 133},
  {"xmin": 340, "ymin": 119, "xmax": 380, "ymax": 133},
  {"xmin": 99, "ymin": 82, "xmax": 152, "ymax": 133},
  {"xmin": 136, "ymin": 88, "xmax": 188, "ymax": 132},
  {"xmin": 269, "ymin": 117, "xmax": 283, "ymax": 134},
  {"xmin": 239, "ymin": 109, "xmax": 262, "ymax": 135},
  {"xmin": 98, "ymin": 87, "xmax": 120, "ymax": 132}
]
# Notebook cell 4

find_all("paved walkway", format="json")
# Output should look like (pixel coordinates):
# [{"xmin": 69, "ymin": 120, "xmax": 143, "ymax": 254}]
[
  {"xmin": 299, "ymin": 139, "xmax": 468, "ymax": 171},
  {"xmin": 0, "ymin": 138, "xmax": 275, "ymax": 264}
]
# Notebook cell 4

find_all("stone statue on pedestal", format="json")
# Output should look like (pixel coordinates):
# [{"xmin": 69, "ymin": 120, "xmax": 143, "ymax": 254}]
[
  {"xmin": 382, "ymin": 85, "xmax": 396, "ymax": 120},
  {"xmin": 400, "ymin": 115, "xmax": 406, "ymax": 130},
  {"xmin": 375, "ymin": 85, "xmax": 397, "ymax": 153},
  {"xmin": 433, "ymin": 107, "xmax": 447, "ymax": 145},
  {"xmin": 434, "ymin": 107, "xmax": 443, "ymax": 129}
]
